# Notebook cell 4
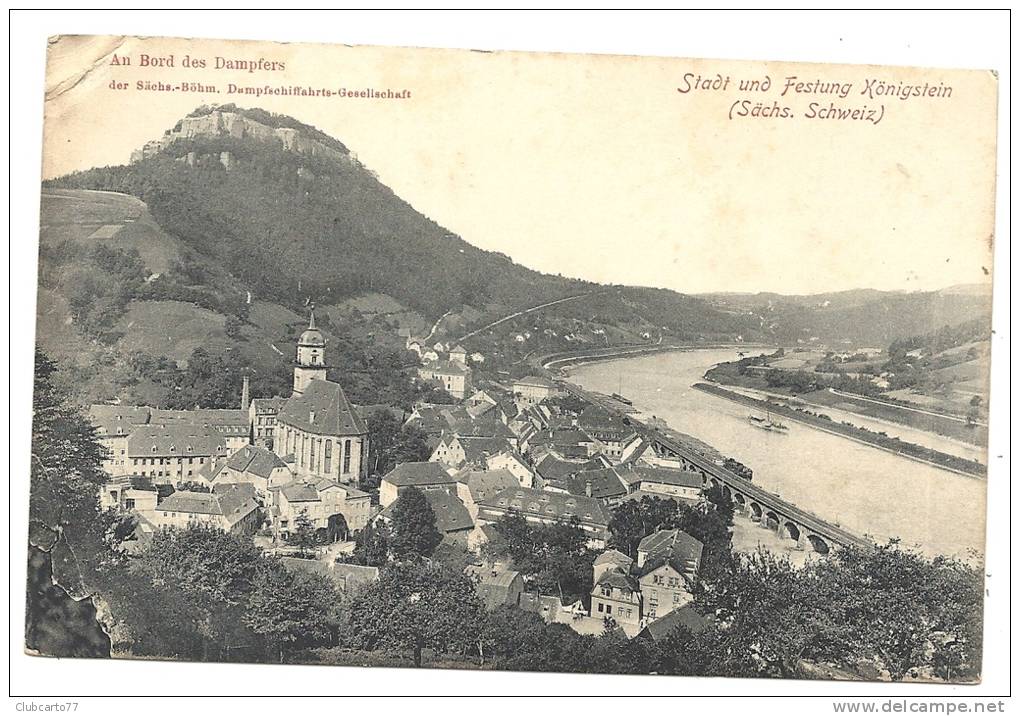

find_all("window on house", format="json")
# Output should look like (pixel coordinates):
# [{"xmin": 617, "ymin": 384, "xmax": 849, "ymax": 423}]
[
  {"xmin": 597, "ymin": 603, "xmax": 604, "ymax": 613},
  {"xmin": 343, "ymin": 440, "xmax": 352, "ymax": 474},
  {"xmin": 673, "ymin": 593, "xmax": 681, "ymax": 604},
  {"xmin": 324, "ymin": 440, "xmax": 332, "ymax": 474},
  {"xmin": 606, "ymin": 605, "xmax": 612, "ymax": 614}
]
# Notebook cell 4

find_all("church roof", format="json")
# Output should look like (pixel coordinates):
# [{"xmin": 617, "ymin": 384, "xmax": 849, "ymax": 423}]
[{"xmin": 277, "ymin": 379, "xmax": 367, "ymax": 436}]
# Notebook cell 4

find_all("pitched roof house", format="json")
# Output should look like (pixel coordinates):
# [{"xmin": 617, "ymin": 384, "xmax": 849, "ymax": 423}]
[
  {"xmin": 377, "ymin": 488, "xmax": 474, "ymax": 538},
  {"xmin": 464, "ymin": 564, "xmax": 524, "ymax": 610},
  {"xmin": 152, "ymin": 485, "xmax": 261, "ymax": 534},
  {"xmin": 454, "ymin": 468, "xmax": 520, "ymax": 520},
  {"xmin": 199, "ymin": 444, "xmax": 292, "ymax": 500},
  {"xmin": 379, "ymin": 461, "xmax": 457, "ymax": 507}
]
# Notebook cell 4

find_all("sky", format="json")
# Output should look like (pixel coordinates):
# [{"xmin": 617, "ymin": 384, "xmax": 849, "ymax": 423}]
[{"xmin": 42, "ymin": 35, "xmax": 998, "ymax": 296}]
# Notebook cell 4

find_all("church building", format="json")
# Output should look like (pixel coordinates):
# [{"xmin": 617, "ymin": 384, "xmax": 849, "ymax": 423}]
[{"xmin": 270, "ymin": 311, "xmax": 370, "ymax": 486}]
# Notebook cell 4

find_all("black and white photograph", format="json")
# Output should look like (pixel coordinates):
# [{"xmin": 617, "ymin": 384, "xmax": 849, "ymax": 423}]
[{"xmin": 10, "ymin": 11, "xmax": 1011, "ymax": 708}]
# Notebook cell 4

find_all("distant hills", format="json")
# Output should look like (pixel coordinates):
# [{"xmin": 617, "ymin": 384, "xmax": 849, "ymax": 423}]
[
  {"xmin": 698, "ymin": 286, "xmax": 992, "ymax": 349},
  {"xmin": 39, "ymin": 104, "xmax": 992, "ymax": 402}
]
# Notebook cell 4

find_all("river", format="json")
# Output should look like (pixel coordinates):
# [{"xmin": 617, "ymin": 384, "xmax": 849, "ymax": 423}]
[{"xmin": 567, "ymin": 348, "xmax": 987, "ymax": 562}]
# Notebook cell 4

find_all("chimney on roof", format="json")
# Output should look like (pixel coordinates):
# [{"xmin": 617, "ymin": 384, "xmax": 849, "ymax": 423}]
[
  {"xmin": 309, "ymin": 411, "xmax": 316, "ymax": 424},
  {"xmin": 585, "ymin": 479, "xmax": 593, "ymax": 498},
  {"xmin": 241, "ymin": 375, "xmax": 250, "ymax": 412}
]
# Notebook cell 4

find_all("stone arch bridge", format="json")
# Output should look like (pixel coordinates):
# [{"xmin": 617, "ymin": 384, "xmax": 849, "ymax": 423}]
[{"xmin": 559, "ymin": 381, "xmax": 873, "ymax": 555}]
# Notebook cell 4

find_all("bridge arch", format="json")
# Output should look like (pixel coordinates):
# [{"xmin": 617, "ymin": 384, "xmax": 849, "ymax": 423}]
[
  {"xmin": 732, "ymin": 492, "xmax": 747, "ymax": 512},
  {"xmin": 806, "ymin": 534, "xmax": 830, "ymax": 555},
  {"xmin": 764, "ymin": 510, "xmax": 781, "ymax": 530},
  {"xmin": 783, "ymin": 521, "xmax": 801, "ymax": 543},
  {"xmin": 748, "ymin": 502, "xmax": 763, "ymax": 520}
]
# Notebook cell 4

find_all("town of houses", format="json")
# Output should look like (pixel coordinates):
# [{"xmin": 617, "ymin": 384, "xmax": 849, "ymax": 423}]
[{"xmin": 91, "ymin": 312, "xmax": 714, "ymax": 641}]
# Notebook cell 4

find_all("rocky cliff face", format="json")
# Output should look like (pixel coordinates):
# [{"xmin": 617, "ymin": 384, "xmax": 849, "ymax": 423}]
[{"xmin": 130, "ymin": 109, "xmax": 352, "ymax": 165}]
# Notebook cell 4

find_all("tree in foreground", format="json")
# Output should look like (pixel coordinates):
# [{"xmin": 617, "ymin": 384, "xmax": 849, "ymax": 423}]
[
  {"xmin": 388, "ymin": 487, "xmax": 442, "ymax": 559},
  {"xmin": 142, "ymin": 526, "xmax": 267, "ymax": 605},
  {"xmin": 352, "ymin": 520, "xmax": 390, "ymax": 566},
  {"xmin": 244, "ymin": 563, "xmax": 341, "ymax": 662},
  {"xmin": 365, "ymin": 410, "xmax": 430, "ymax": 488},
  {"xmin": 287, "ymin": 509, "xmax": 319, "ymax": 556},
  {"xmin": 26, "ymin": 351, "xmax": 115, "ymax": 656},
  {"xmin": 485, "ymin": 511, "xmax": 596, "ymax": 605},
  {"xmin": 692, "ymin": 544, "xmax": 984, "ymax": 681},
  {"xmin": 349, "ymin": 561, "xmax": 484, "ymax": 667}
]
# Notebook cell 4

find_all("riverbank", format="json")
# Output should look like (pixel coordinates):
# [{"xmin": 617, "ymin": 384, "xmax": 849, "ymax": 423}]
[
  {"xmin": 704, "ymin": 359, "xmax": 987, "ymax": 447},
  {"xmin": 694, "ymin": 383, "xmax": 986, "ymax": 478},
  {"xmin": 541, "ymin": 342, "xmax": 768, "ymax": 372}
]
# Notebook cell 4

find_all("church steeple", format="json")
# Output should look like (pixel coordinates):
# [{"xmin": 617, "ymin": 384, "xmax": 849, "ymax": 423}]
[{"xmin": 293, "ymin": 307, "xmax": 327, "ymax": 395}]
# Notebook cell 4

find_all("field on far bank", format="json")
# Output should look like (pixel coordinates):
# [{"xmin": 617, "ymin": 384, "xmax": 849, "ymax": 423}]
[{"xmin": 802, "ymin": 388, "xmax": 986, "ymax": 447}]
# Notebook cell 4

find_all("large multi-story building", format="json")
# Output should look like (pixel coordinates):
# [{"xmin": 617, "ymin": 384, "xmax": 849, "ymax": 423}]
[
  {"xmin": 124, "ymin": 425, "xmax": 231, "ymax": 484},
  {"xmin": 511, "ymin": 376, "xmax": 561, "ymax": 405},
  {"xmin": 475, "ymin": 487, "xmax": 611, "ymax": 548}
]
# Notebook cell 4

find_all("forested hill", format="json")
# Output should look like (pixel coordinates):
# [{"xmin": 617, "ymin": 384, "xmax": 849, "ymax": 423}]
[{"xmin": 47, "ymin": 105, "xmax": 587, "ymax": 320}]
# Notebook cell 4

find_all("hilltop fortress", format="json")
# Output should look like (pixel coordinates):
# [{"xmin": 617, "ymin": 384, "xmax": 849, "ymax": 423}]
[{"xmin": 130, "ymin": 108, "xmax": 354, "ymax": 165}]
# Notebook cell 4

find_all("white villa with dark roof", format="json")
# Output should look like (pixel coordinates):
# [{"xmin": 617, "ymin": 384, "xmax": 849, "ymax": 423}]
[
  {"xmin": 418, "ymin": 359, "xmax": 473, "ymax": 399},
  {"xmin": 379, "ymin": 461, "xmax": 457, "ymax": 508}
]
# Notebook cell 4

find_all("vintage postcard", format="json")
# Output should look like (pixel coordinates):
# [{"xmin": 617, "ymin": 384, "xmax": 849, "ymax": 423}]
[{"xmin": 27, "ymin": 34, "xmax": 996, "ymax": 683}]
